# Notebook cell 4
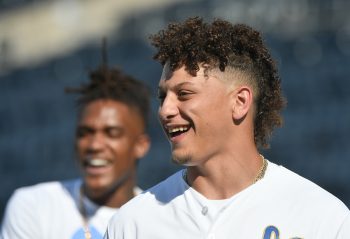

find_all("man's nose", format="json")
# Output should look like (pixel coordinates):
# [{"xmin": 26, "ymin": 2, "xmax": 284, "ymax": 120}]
[
  {"xmin": 87, "ymin": 133, "xmax": 105, "ymax": 152},
  {"xmin": 158, "ymin": 94, "xmax": 179, "ymax": 121}
]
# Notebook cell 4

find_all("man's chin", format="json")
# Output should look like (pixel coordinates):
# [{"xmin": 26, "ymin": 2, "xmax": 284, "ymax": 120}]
[
  {"xmin": 83, "ymin": 178, "xmax": 109, "ymax": 196},
  {"xmin": 171, "ymin": 154, "xmax": 191, "ymax": 165},
  {"xmin": 85, "ymin": 189, "xmax": 112, "ymax": 204}
]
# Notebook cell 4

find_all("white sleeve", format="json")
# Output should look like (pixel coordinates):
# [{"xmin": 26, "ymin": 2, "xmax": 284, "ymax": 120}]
[
  {"xmin": 1, "ymin": 189, "xmax": 40, "ymax": 239},
  {"xmin": 336, "ymin": 212, "xmax": 350, "ymax": 239},
  {"xmin": 104, "ymin": 210, "xmax": 136, "ymax": 239}
]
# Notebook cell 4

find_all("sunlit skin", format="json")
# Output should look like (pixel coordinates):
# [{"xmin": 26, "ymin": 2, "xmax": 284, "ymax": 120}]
[
  {"xmin": 76, "ymin": 99, "xmax": 150, "ymax": 207},
  {"xmin": 158, "ymin": 64, "xmax": 263, "ymax": 200}
]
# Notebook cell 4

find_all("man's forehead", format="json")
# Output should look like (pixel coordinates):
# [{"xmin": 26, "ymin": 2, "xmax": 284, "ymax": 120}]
[{"xmin": 160, "ymin": 63, "xmax": 210, "ymax": 82}]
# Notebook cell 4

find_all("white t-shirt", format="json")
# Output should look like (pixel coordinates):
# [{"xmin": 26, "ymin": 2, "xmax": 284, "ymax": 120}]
[
  {"xmin": 1, "ymin": 179, "xmax": 141, "ymax": 239},
  {"xmin": 105, "ymin": 161, "xmax": 350, "ymax": 239}
]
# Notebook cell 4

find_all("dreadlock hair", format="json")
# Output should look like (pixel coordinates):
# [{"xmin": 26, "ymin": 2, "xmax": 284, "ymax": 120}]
[
  {"xmin": 66, "ymin": 41, "xmax": 150, "ymax": 127},
  {"xmin": 150, "ymin": 17, "xmax": 286, "ymax": 148}
]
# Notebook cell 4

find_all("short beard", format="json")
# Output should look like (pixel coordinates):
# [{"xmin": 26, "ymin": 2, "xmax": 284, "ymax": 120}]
[{"xmin": 171, "ymin": 153, "xmax": 191, "ymax": 166}]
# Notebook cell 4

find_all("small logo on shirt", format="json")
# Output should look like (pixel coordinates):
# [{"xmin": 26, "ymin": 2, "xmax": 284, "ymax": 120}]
[{"xmin": 263, "ymin": 225, "xmax": 303, "ymax": 239}]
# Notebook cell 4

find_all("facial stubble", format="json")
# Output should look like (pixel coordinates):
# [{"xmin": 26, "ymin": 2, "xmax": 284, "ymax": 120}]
[{"xmin": 171, "ymin": 153, "xmax": 192, "ymax": 166}]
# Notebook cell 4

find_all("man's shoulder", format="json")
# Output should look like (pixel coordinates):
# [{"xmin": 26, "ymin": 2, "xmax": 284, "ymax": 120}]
[
  {"xmin": 118, "ymin": 170, "xmax": 185, "ymax": 215},
  {"xmin": 13, "ymin": 181, "xmax": 59, "ymax": 197},
  {"xmin": 274, "ymin": 164, "xmax": 337, "ymax": 197},
  {"xmin": 10, "ymin": 179, "xmax": 80, "ymax": 206},
  {"xmin": 268, "ymin": 162, "xmax": 349, "ymax": 213},
  {"xmin": 106, "ymin": 170, "xmax": 185, "ymax": 236}
]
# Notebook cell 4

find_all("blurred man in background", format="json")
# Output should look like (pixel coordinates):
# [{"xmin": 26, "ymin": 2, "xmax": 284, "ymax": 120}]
[
  {"xmin": 1, "ymin": 52, "xmax": 151, "ymax": 239},
  {"xmin": 105, "ymin": 17, "xmax": 350, "ymax": 239}
]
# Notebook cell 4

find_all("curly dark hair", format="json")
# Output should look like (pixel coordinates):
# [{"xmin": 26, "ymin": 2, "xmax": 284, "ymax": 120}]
[
  {"xmin": 150, "ymin": 17, "xmax": 286, "ymax": 148},
  {"xmin": 66, "ymin": 42, "xmax": 150, "ymax": 127}
]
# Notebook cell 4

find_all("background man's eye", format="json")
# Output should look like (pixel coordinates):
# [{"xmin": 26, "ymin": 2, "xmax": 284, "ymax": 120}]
[
  {"xmin": 106, "ymin": 128, "xmax": 122, "ymax": 138},
  {"xmin": 76, "ymin": 128, "xmax": 91, "ymax": 137}
]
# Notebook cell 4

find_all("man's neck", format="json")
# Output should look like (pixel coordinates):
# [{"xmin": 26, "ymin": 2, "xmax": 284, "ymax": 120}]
[
  {"xmin": 83, "ymin": 180, "xmax": 136, "ymax": 208},
  {"xmin": 186, "ymin": 150, "xmax": 264, "ymax": 200}
]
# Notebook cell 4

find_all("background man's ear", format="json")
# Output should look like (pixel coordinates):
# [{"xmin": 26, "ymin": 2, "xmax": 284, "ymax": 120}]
[
  {"xmin": 232, "ymin": 86, "xmax": 253, "ymax": 121},
  {"xmin": 134, "ymin": 134, "xmax": 151, "ymax": 159}
]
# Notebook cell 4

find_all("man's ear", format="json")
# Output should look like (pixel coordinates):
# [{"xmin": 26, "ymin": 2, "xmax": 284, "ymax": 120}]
[
  {"xmin": 232, "ymin": 86, "xmax": 253, "ymax": 122},
  {"xmin": 134, "ymin": 134, "xmax": 151, "ymax": 159}
]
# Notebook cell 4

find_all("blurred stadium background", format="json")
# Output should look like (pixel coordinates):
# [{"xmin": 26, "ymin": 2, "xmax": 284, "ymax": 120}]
[{"xmin": 1, "ymin": 0, "xmax": 350, "ymax": 221}]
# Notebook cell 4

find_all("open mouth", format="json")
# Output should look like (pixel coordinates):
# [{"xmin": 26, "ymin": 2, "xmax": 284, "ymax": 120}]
[
  {"xmin": 83, "ymin": 158, "xmax": 112, "ymax": 176},
  {"xmin": 167, "ymin": 125, "xmax": 190, "ymax": 138},
  {"xmin": 84, "ymin": 158, "xmax": 110, "ymax": 167}
]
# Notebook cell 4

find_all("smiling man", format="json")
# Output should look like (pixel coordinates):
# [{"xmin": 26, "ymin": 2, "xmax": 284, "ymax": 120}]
[
  {"xmin": 105, "ymin": 17, "xmax": 350, "ymax": 239},
  {"xmin": 1, "ymin": 60, "xmax": 151, "ymax": 239}
]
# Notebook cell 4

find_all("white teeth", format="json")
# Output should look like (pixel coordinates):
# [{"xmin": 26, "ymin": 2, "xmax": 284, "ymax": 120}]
[
  {"xmin": 88, "ymin": 158, "xmax": 109, "ymax": 167},
  {"xmin": 168, "ymin": 126, "xmax": 189, "ymax": 133}
]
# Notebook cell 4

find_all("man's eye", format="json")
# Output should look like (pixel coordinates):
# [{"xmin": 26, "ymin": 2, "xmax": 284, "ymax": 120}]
[
  {"xmin": 106, "ymin": 128, "xmax": 122, "ymax": 138},
  {"xmin": 76, "ymin": 128, "xmax": 92, "ymax": 138},
  {"xmin": 178, "ymin": 90, "xmax": 191, "ymax": 98}
]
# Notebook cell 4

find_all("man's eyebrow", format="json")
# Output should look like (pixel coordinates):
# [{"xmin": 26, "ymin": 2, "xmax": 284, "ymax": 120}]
[
  {"xmin": 104, "ymin": 125, "xmax": 123, "ymax": 130},
  {"xmin": 77, "ymin": 124, "xmax": 92, "ymax": 129},
  {"xmin": 77, "ymin": 124, "xmax": 122, "ymax": 130},
  {"xmin": 158, "ymin": 81, "xmax": 195, "ymax": 91},
  {"xmin": 175, "ymin": 82, "xmax": 195, "ymax": 87}
]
